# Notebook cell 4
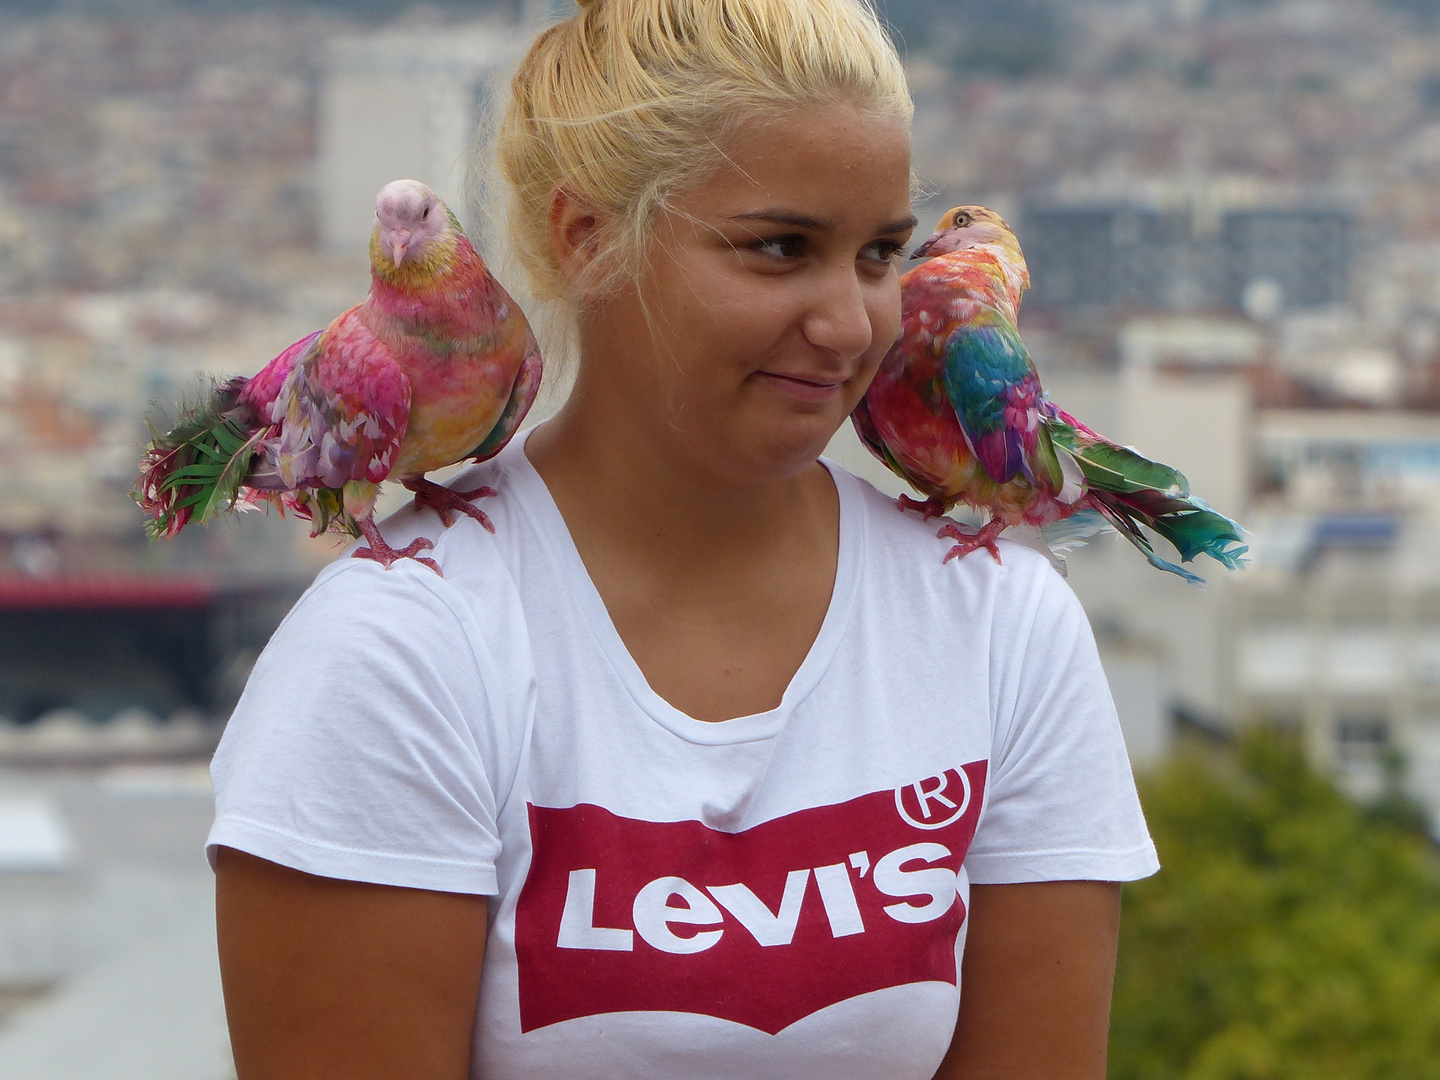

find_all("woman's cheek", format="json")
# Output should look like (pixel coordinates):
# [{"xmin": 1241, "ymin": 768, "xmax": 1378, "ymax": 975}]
[{"xmin": 868, "ymin": 287, "xmax": 904, "ymax": 358}]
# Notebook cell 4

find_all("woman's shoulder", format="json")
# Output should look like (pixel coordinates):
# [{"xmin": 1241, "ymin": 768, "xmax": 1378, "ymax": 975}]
[
  {"xmin": 831, "ymin": 462, "xmax": 1062, "ymax": 607},
  {"xmin": 281, "ymin": 464, "xmax": 536, "ymax": 694},
  {"xmin": 218, "ymin": 472, "xmax": 537, "ymax": 816},
  {"xmin": 211, "ymin": 471, "xmax": 530, "ymax": 895}
]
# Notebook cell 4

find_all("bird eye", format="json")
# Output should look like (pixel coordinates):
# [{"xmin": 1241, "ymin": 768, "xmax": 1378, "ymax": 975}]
[
  {"xmin": 422, "ymin": 206, "xmax": 430, "ymax": 220},
  {"xmin": 953, "ymin": 212, "xmax": 971, "ymax": 227}
]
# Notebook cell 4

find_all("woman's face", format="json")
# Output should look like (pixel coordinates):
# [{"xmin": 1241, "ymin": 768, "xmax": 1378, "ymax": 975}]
[{"xmin": 582, "ymin": 103, "xmax": 915, "ymax": 485}]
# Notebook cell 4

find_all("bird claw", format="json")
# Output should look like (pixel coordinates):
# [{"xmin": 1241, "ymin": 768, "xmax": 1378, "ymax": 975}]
[
  {"xmin": 897, "ymin": 494, "xmax": 947, "ymax": 520},
  {"xmin": 404, "ymin": 478, "xmax": 498, "ymax": 532},
  {"xmin": 353, "ymin": 538, "xmax": 442, "ymax": 574},
  {"xmin": 353, "ymin": 515, "xmax": 443, "ymax": 575},
  {"xmin": 937, "ymin": 520, "xmax": 1004, "ymax": 565}
]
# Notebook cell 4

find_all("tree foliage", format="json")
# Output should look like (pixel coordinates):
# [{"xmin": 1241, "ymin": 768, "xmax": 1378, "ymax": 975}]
[{"xmin": 1110, "ymin": 731, "xmax": 1440, "ymax": 1079}]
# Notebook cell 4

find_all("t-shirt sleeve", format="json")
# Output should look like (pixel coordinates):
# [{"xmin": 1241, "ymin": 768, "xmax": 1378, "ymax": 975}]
[
  {"xmin": 206, "ymin": 558, "xmax": 526, "ymax": 895},
  {"xmin": 964, "ymin": 556, "xmax": 1160, "ymax": 885}
]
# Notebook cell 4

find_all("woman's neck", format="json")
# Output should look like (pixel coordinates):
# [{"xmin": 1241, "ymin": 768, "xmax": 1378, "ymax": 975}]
[
  {"xmin": 524, "ymin": 380, "xmax": 842, "ymax": 723},
  {"xmin": 524, "ymin": 389, "xmax": 835, "ymax": 589}
]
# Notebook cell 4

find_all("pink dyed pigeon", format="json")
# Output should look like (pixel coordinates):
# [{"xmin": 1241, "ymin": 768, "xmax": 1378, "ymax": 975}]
[{"xmin": 134, "ymin": 179, "xmax": 542, "ymax": 572}]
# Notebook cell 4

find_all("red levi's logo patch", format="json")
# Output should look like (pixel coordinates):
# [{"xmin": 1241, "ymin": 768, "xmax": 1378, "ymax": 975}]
[{"xmin": 514, "ymin": 762, "xmax": 987, "ymax": 1034}]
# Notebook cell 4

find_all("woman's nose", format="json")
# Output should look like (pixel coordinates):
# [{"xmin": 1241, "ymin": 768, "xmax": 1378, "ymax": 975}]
[{"xmin": 802, "ymin": 267, "xmax": 874, "ymax": 360}]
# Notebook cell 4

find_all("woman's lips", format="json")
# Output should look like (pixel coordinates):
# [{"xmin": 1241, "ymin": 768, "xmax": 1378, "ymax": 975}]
[{"xmin": 755, "ymin": 370, "xmax": 844, "ymax": 400}]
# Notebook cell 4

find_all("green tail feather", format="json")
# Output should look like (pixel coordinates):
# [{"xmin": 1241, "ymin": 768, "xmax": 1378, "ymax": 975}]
[
  {"xmin": 1047, "ymin": 416, "xmax": 1247, "ymax": 586},
  {"xmin": 1032, "ymin": 422, "xmax": 1066, "ymax": 494},
  {"xmin": 133, "ymin": 377, "xmax": 264, "ymax": 540},
  {"xmin": 1050, "ymin": 422, "xmax": 1192, "ymax": 497}
]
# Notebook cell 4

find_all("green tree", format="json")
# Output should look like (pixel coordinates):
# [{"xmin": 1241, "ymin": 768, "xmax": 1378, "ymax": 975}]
[{"xmin": 1110, "ymin": 731, "xmax": 1440, "ymax": 1079}]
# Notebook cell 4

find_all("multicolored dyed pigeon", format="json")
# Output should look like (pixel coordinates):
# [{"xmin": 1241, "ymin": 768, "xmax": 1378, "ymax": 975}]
[
  {"xmin": 134, "ymin": 179, "xmax": 542, "ymax": 573},
  {"xmin": 853, "ymin": 206, "xmax": 1246, "ymax": 585}
]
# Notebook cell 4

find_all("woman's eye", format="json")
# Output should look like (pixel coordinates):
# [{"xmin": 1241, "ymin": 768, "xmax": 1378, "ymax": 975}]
[
  {"xmin": 861, "ymin": 240, "xmax": 905, "ymax": 264},
  {"xmin": 748, "ymin": 235, "xmax": 806, "ymax": 260}
]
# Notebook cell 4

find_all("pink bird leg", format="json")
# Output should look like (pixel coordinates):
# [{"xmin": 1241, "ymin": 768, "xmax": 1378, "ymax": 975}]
[
  {"xmin": 938, "ymin": 517, "xmax": 1005, "ymax": 565},
  {"xmin": 897, "ymin": 494, "xmax": 947, "ymax": 520},
  {"xmin": 403, "ymin": 477, "xmax": 498, "ymax": 532},
  {"xmin": 352, "ymin": 514, "xmax": 441, "ymax": 574}
]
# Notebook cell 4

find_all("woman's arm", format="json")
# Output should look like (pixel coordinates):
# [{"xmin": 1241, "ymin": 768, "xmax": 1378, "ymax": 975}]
[
  {"xmin": 215, "ymin": 847, "xmax": 488, "ymax": 1080},
  {"xmin": 933, "ymin": 880, "xmax": 1122, "ymax": 1080}
]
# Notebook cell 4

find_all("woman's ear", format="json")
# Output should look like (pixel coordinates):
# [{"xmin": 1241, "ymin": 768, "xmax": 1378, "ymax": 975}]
[{"xmin": 548, "ymin": 187, "xmax": 604, "ymax": 290}]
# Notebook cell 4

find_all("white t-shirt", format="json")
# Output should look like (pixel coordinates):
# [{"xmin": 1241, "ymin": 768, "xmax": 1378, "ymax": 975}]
[{"xmin": 208, "ymin": 436, "xmax": 1158, "ymax": 1080}]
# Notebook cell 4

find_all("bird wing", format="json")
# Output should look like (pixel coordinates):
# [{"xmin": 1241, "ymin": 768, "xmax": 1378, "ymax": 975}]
[
  {"xmin": 939, "ymin": 305, "xmax": 1064, "ymax": 493},
  {"xmin": 849, "ymin": 390, "xmax": 889, "ymax": 465},
  {"xmin": 463, "ymin": 329, "xmax": 543, "ymax": 464},
  {"xmin": 850, "ymin": 390, "xmax": 918, "ymax": 484},
  {"xmin": 240, "ymin": 329, "xmax": 321, "ymax": 416},
  {"xmin": 247, "ymin": 309, "xmax": 411, "ymax": 492}
]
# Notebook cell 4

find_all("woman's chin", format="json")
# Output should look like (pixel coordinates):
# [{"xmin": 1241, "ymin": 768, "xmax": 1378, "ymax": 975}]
[{"xmin": 718, "ymin": 419, "xmax": 844, "ymax": 485}]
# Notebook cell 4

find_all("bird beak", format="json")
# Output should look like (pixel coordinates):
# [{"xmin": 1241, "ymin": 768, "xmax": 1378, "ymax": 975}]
[
  {"xmin": 910, "ymin": 232, "xmax": 941, "ymax": 259},
  {"xmin": 389, "ymin": 230, "xmax": 412, "ymax": 266}
]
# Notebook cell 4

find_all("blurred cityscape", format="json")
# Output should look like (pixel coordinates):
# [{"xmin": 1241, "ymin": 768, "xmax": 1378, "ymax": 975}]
[
  {"xmin": 883, "ymin": 0, "xmax": 1440, "ymax": 832},
  {"xmin": 0, "ymin": 0, "xmax": 1439, "ymax": 1075}
]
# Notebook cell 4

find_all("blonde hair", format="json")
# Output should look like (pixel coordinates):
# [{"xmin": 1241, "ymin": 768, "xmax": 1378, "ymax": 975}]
[{"xmin": 491, "ymin": 0, "xmax": 911, "ymax": 307}]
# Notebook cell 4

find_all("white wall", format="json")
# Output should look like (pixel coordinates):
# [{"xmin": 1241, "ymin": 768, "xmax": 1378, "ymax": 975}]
[
  {"xmin": 1122, "ymin": 371, "xmax": 1251, "ymax": 525},
  {"xmin": 318, "ymin": 28, "xmax": 521, "ymax": 254},
  {"xmin": 1099, "ymin": 645, "xmax": 1171, "ymax": 770}
]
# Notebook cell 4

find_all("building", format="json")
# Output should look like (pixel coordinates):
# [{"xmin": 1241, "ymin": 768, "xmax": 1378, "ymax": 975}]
[
  {"xmin": 1232, "ymin": 514, "xmax": 1440, "ymax": 814},
  {"xmin": 1035, "ymin": 319, "xmax": 1440, "ymax": 833},
  {"xmin": 317, "ymin": 23, "xmax": 526, "ymax": 255},
  {"xmin": 1221, "ymin": 208, "xmax": 1352, "ymax": 315},
  {"xmin": 1020, "ymin": 204, "xmax": 1211, "ymax": 311},
  {"xmin": 1234, "ymin": 409, "xmax": 1440, "ymax": 816},
  {"xmin": 1019, "ymin": 201, "xmax": 1352, "ymax": 316}
]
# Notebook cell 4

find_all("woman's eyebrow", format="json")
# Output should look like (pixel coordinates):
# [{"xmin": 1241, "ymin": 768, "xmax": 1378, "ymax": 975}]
[
  {"xmin": 728, "ymin": 208, "xmax": 833, "ymax": 230},
  {"xmin": 727, "ymin": 210, "xmax": 920, "ymax": 234}
]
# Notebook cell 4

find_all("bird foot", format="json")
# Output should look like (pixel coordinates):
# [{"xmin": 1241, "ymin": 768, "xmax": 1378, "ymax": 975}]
[
  {"xmin": 897, "ymin": 494, "xmax": 948, "ymax": 520},
  {"xmin": 937, "ymin": 518, "xmax": 1005, "ymax": 566},
  {"xmin": 404, "ymin": 477, "xmax": 497, "ymax": 532},
  {"xmin": 353, "ymin": 516, "xmax": 442, "ymax": 575}
]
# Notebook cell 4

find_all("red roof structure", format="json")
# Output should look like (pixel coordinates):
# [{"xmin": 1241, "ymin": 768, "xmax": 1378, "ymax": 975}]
[{"xmin": 0, "ymin": 576, "xmax": 217, "ymax": 610}]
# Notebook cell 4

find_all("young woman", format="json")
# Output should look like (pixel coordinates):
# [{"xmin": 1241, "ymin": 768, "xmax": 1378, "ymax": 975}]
[{"xmin": 209, "ymin": 1, "xmax": 1158, "ymax": 1077}]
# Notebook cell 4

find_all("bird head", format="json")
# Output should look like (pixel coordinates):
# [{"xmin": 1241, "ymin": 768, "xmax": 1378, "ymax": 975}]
[
  {"xmin": 910, "ymin": 205, "xmax": 1022, "ymax": 262},
  {"xmin": 374, "ymin": 179, "xmax": 448, "ymax": 268}
]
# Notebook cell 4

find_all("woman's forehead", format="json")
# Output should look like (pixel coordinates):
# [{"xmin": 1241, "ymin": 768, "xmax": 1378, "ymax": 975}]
[{"xmin": 679, "ymin": 105, "xmax": 913, "ymax": 224}]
